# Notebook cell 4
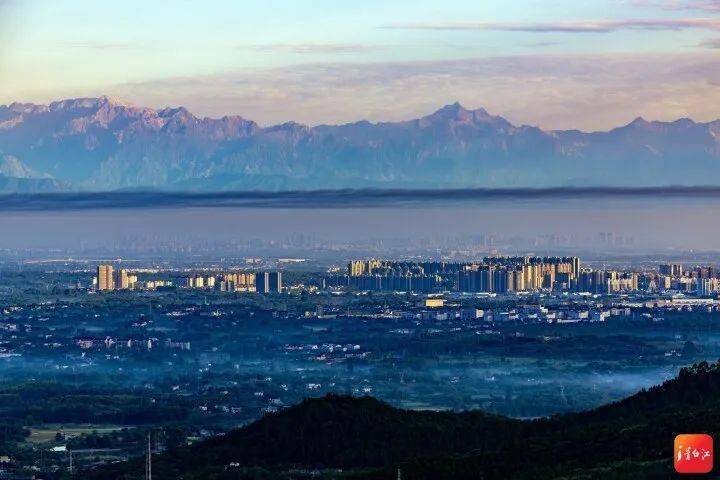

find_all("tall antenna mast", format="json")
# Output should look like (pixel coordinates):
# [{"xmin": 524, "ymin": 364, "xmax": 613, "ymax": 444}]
[{"xmin": 146, "ymin": 432, "xmax": 152, "ymax": 480}]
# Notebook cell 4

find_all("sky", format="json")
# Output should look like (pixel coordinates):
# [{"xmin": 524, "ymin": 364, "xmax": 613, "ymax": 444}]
[{"xmin": 1, "ymin": 0, "xmax": 720, "ymax": 130}]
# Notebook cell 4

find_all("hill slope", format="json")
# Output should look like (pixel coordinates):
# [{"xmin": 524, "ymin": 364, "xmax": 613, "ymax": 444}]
[
  {"xmin": 89, "ymin": 361, "xmax": 720, "ymax": 479},
  {"xmin": 1, "ymin": 97, "xmax": 720, "ymax": 192}
]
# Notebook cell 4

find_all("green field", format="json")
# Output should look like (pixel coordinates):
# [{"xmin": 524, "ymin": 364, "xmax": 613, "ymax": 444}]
[{"xmin": 24, "ymin": 425, "xmax": 127, "ymax": 445}]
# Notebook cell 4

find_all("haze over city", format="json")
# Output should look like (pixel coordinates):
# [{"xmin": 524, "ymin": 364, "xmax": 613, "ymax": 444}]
[{"xmin": 0, "ymin": 195, "xmax": 720, "ymax": 253}]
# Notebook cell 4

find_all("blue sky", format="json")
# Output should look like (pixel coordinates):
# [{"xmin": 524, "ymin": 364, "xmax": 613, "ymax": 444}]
[{"xmin": 1, "ymin": 0, "xmax": 719, "ymax": 129}]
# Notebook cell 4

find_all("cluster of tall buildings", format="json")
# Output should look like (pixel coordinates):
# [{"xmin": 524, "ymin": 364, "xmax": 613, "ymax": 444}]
[
  {"xmin": 185, "ymin": 271, "xmax": 282, "ymax": 294},
  {"xmin": 330, "ymin": 257, "xmax": 719, "ymax": 296},
  {"xmin": 576, "ymin": 270, "xmax": 638, "ymax": 293},
  {"xmin": 330, "ymin": 257, "xmax": 582, "ymax": 294},
  {"xmin": 221, "ymin": 272, "xmax": 257, "ymax": 292},
  {"xmin": 457, "ymin": 257, "xmax": 580, "ymax": 293},
  {"xmin": 697, "ymin": 278, "xmax": 720, "ymax": 296},
  {"xmin": 95, "ymin": 264, "xmax": 171, "ymax": 291},
  {"xmin": 96, "ymin": 265, "xmax": 138, "ymax": 291},
  {"xmin": 347, "ymin": 260, "xmax": 462, "ymax": 277},
  {"xmin": 659, "ymin": 263, "xmax": 718, "ymax": 281},
  {"xmin": 255, "ymin": 272, "xmax": 283, "ymax": 294},
  {"xmin": 327, "ymin": 260, "xmax": 462, "ymax": 293},
  {"xmin": 659, "ymin": 263, "xmax": 683, "ymax": 277},
  {"xmin": 326, "ymin": 274, "xmax": 440, "ymax": 292},
  {"xmin": 655, "ymin": 263, "xmax": 720, "ymax": 296},
  {"xmin": 659, "ymin": 263, "xmax": 720, "ymax": 279},
  {"xmin": 456, "ymin": 259, "xmax": 720, "ymax": 295},
  {"xmin": 576, "ymin": 265, "xmax": 720, "ymax": 295}
]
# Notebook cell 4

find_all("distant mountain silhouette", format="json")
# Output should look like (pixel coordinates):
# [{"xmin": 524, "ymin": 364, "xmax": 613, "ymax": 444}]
[
  {"xmin": 1, "ymin": 96, "xmax": 719, "ymax": 192},
  {"xmin": 88, "ymin": 361, "xmax": 720, "ymax": 479},
  {"xmin": 0, "ymin": 150, "xmax": 70, "ymax": 193}
]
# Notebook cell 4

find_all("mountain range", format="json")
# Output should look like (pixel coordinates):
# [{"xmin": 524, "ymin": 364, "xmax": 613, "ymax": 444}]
[
  {"xmin": 87, "ymin": 361, "xmax": 720, "ymax": 479},
  {"xmin": 1, "ymin": 96, "xmax": 719, "ymax": 193}
]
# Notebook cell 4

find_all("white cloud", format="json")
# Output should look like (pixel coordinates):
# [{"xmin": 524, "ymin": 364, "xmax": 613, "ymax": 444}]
[
  {"xmin": 698, "ymin": 37, "xmax": 720, "ymax": 47},
  {"xmin": 240, "ymin": 43, "xmax": 385, "ymax": 54},
  {"xmin": 383, "ymin": 18, "xmax": 720, "ymax": 33},
  {"xmin": 628, "ymin": 0, "xmax": 720, "ymax": 12}
]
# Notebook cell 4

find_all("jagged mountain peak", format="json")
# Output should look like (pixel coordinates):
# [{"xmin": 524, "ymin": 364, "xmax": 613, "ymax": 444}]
[
  {"xmin": 48, "ymin": 95, "xmax": 128, "ymax": 112},
  {"xmin": 628, "ymin": 116, "xmax": 650, "ymax": 127},
  {"xmin": 425, "ymin": 101, "xmax": 473, "ymax": 119},
  {"xmin": 612, "ymin": 115, "xmax": 705, "ymax": 137},
  {"xmin": 265, "ymin": 121, "xmax": 311, "ymax": 134},
  {"xmin": 6, "ymin": 102, "xmax": 49, "ymax": 115},
  {"xmin": 421, "ymin": 102, "xmax": 510, "ymax": 128},
  {"xmin": 434, "ymin": 101, "xmax": 469, "ymax": 114},
  {"xmin": 671, "ymin": 117, "xmax": 697, "ymax": 127},
  {"xmin": 622, "ymin": 115, "xmax": 699, "ymax": 130},
  {"xmin": 158, "ymin": 106, "xmax": 193, "ymax": 118}
]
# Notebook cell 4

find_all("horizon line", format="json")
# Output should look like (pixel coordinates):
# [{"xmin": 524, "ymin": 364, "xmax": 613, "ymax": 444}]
[{"xmin": 2, "ymin": 186, "xmax": 720, "ymax": 211}]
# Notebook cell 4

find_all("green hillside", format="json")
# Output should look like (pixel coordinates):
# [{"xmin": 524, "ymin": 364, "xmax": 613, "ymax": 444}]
[{"xmin": 88, "ymin": 361, "xmax": 720, "ymax": 480}]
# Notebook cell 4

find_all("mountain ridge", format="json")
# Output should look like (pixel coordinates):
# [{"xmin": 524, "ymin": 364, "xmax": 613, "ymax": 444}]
[
  {"xmin": 1, "ymin": 96, "xmax": 719, "ymax": 193},
  {"xmin": 4, "ymin": 96, "xmax": 719, "ymax": 136}
]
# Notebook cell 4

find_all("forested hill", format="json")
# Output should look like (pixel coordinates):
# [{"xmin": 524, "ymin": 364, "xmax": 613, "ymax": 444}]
[{"xmin": 88, "ymin": 361, "xmax": 720, "ymax": 480}]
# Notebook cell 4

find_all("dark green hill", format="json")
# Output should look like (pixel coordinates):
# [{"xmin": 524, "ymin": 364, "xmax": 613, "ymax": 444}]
[{"xmin": 88, "ymin": 361, "xmax": 720, "ymax": 480}]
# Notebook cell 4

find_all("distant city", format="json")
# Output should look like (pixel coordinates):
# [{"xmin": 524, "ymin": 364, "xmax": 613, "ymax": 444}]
[
  {"xmin": 5, "ymin": 251, "xmax": 718, "ymax": 325},
  {"xmin": 90, "ymin": 256, "xmax": 719, "ymax": 298},
  {"xmin": 95, "ymin": 264, "xmax": 282, "ymax": 294},
  {"xmin": 332, "ymin": 257, "xmax": 718, "ymax": 296}
]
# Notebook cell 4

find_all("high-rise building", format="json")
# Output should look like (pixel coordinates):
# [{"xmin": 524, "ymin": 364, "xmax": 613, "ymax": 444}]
[
  {"xmin": 571, "ymin": 257, "xmax": 581, "ymax": 279},
  {"xmin": 697, "ymin": 278, "xmax": 717, "ymax": 296},
  {"xmin": 659, "ymin": 263, "xmax": 683, "ymax": 277},
  {"xmin": 348, "ymin": 259, "xmax": 384, "ymax": 276},
  {"xmin": 657, "ymin": 275, "xmax": 671, "ymax": 290},
  {"xmin": 492, "ymin": 268, "xmax": 510, "ymax": 293},
  {"xmin": 555, "ymin": 272, "xmax": 572, "ymax": 291},
  {"xmin": 255, "ymin": 272, "xmax": 282, "ymax": 294},
  {"xmin": 576, "ymin": 270, "xmax": 605, "ymax": 293},
  {"xmin": 605, "ymin": 272, "xmax": 638, "ymax": 293},
  {"xmin": 116, "ymin": 269, "xmax": 130, "ymax": 290},
  {"xmin": 97, "ymin": 264, "xmax": 115, "ymax": 291},
  {"xmin": 185, "ymin": 276, "xmax": 206, "ymax": 288},
  {"xmin": 692, "ymin": 266, "xmax": 717, "ymax": 279}
]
